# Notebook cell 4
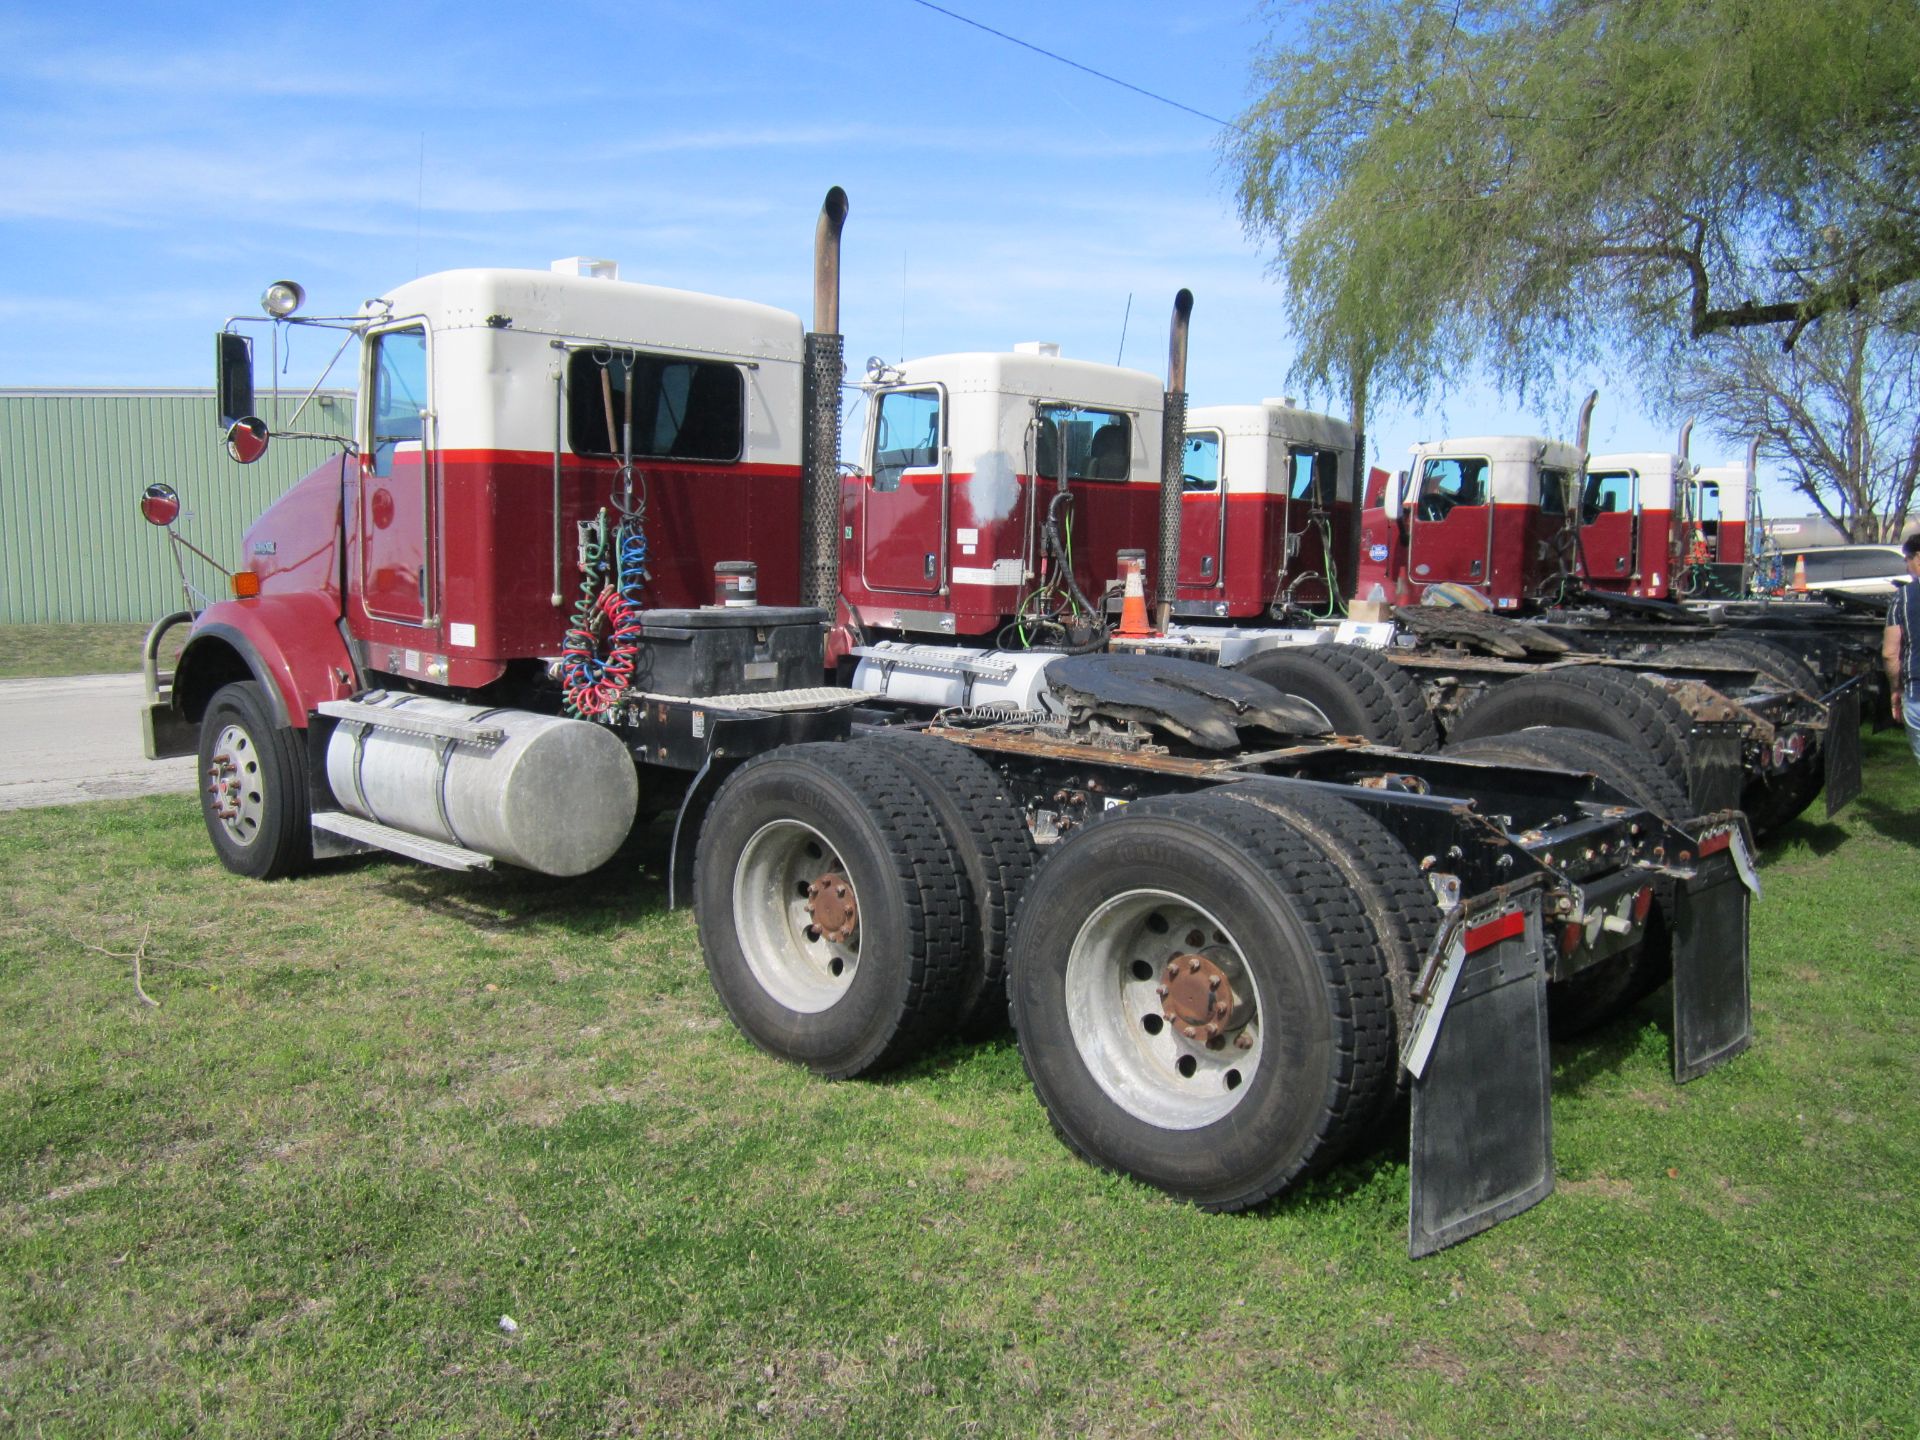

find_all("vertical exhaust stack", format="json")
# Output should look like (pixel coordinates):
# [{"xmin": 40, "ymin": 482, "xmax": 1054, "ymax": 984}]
[
  {"xmin": 1155, "ymin": 289, "xmax": 1194, "ymax": 632},
  {"xmin": 1741, "ymin": 434, "xmax": 1761, "ymax": 597},
  {"xmin": 801, "ymin": 187, "xmax": 850, "ymax": 613}
]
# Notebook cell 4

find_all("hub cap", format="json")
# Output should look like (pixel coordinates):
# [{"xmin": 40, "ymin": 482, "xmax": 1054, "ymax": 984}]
[
  {"xmin": 732, "ymin": 820, "xmax": 861, "ymax": 1013},
  {"xmin": 1064, "ymin": 889, "xmax": 1265, "ymax": 1129},
  {"xmin": 206, "ymin": 723, "xmax": 265, "ymax": 847}
]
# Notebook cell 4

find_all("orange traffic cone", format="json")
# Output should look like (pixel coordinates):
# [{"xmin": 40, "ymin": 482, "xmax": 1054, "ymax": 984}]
[
  {"xmin": 1116, "ymin": 556, "xmax": 1153, "ymax": 637},
  {"xmin": 1791, "ymin": 554, "xmax": 1808, "ymax": 593}
]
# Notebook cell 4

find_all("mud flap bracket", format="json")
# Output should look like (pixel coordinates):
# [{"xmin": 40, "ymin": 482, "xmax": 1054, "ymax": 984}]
[{"xmin": 1406, "ymin": 884, "xmax": 1553, "ymax": 1259}]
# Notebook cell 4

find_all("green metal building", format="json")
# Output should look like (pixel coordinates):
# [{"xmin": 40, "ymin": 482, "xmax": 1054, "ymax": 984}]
[{"xmin": 0, "ymin": 388, "xmax": 354, "ymax": 624}]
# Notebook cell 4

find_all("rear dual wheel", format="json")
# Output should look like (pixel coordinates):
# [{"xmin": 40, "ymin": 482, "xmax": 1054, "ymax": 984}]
[
  {"xmin": 694, "ymin": 742, "xmax": 972, "ymax": 1078},
  {"xmin": 1007, "ymin": 792, "xmax": 1393, "ymax": 1209},
  {"xmin": 1445, "ymin": 665, "xmax": 1695, "ymax": 804},
  {"xmin": 1233, "ymin": 643, "xmax": 1439, "ymax": 752}
]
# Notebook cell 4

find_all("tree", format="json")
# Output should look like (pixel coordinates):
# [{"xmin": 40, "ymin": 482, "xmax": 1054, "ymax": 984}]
[
  {"xmin": 1673, "ymin": 310, "xmax": 1920, "ymax": 541},
  {"xmin": 1228, "ymin": 0, "xmax": 1920, "ymax": 421}
]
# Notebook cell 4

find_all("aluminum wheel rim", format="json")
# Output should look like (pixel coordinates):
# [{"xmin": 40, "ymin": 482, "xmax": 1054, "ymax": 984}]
[
  {"xmin": 1064, "ymin": 888, "xmax": 1265, "ymax": 1129},
  {"xmin": 732, "ymin": 819, "xmax": 860, "ymax": 1014},
  {"xmin": 207, "ymin": 722, "xmax": 266, "ymax": 848}
]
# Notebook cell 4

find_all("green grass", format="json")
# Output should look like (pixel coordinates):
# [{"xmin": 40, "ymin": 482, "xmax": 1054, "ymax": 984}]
[
  {"xmin": 2, "ymin": 738, "xmax": 1917, "ymax": 1437},
  {"xmin": 0, "ymin": 623, "xmax": 187, "ymax": 680}
]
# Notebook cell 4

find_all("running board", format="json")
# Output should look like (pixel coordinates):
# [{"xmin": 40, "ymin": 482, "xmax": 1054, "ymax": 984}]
[{"xmin": 311, "ymin": 812, "xmax": 495, "ymax": 871}]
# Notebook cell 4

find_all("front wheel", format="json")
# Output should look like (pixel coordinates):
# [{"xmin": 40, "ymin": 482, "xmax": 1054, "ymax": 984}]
[{"xmin": 197, "ymin": 680, "xmax": 313, "ymax": 880}]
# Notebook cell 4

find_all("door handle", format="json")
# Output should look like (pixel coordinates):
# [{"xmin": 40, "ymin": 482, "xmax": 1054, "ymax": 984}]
[
  {"xmin": 924, "ymin": 553, "xmax": 936, "ymax": 579},
  {"xmin": 1469, "ymin": 560, "xmax": 1483, "ymax": 577}
]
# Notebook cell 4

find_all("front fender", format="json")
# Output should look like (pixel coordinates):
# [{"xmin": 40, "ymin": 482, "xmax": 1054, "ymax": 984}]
[{"xmin": 175, "ymin": 593, "xmax": 357, "ymax": 728}]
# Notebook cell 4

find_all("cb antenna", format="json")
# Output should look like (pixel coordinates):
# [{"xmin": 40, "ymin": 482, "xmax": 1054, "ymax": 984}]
[{"xmin": 1116, "ymin": 292, "xmax": 1132, "ymax": 366}]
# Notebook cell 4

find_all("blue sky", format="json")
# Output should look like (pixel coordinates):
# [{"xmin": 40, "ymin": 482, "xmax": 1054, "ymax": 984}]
[{"xmin": 0, "ymin": 1, "xmax": 1796, "ymax": 505}]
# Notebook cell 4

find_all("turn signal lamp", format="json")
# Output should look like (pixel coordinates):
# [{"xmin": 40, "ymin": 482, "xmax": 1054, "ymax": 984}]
[
  {"xmin": 231, "ymin": 571, "xmax": 262, "ymax": 598},
  {"xmin": 260, "ymin": 280, "xmax": 306, "ymax": 318}
]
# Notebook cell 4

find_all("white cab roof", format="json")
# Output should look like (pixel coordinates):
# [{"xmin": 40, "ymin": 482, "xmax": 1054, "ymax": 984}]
[
  {"xmin": 368, "ymin": 268, "xmax": 804, "ymax": 363},
  {"xmin": 1190, "ymin": 401, "xmax": 1354, "ymax": 452},
  {"xmin": 894, "ymin": 350, "xmax": 1162, "ymax": 410},
  {"xmin": 1412, "ymin": 434, "xmax": 1584, "ymax": 470}
]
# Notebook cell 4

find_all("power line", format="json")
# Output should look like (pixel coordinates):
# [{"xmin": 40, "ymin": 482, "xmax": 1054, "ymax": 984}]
[{"xmin": 903, "ymin": 0, "xmax": 1249, "ymax": 133}]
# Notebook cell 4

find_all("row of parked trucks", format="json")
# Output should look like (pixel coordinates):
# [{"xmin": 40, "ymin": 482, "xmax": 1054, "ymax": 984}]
[{"xmin": 138, "ymin": 190, "xmax": 1863, "ymax": 1255}]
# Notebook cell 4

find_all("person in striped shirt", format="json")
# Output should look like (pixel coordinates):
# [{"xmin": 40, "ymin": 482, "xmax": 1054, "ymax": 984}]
[{"xmin": 1881, "ymin": 533, "xmax": 1920, "ymax": 763}]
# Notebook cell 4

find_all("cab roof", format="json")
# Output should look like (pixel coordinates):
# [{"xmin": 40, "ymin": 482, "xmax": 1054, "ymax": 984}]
[{"xmin": 366, "ymin": 268, "xmax": 805, "ymax": 365}]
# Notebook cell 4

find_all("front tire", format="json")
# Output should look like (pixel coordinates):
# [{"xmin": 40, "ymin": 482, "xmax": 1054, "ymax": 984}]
[{"xmin": 197, "ymin": 681, "xmax": 312, "ymax": 880}]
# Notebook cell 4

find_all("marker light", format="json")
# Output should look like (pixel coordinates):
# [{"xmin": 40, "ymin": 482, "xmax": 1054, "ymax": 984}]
[
  {"xmin": 260, "ymin": 280, "xmax": 306, "ymax": 318},
  {"xmin": 231, "ymin": 571, "xmax": 262, "ymax": 598}
]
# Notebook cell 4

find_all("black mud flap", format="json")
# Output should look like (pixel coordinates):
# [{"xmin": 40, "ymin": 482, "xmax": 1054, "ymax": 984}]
[
  {"xmin": 1670, "ymin": 825, "xmax": 1756, "ymax": 1083},
  {"xmin": 1405, "ymin": 886, "xmax": 1553, "ymax": 1259},
  {"xmin": 1822, "ymin": 683, "xmax": 1862, "ymax": 818}
]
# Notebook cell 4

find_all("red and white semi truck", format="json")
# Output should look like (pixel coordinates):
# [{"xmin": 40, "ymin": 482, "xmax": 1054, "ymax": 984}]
[
  {"xmin": 838, "ymin": 337, "xmax": 1860, "ymax": 831},
  {"xmin": 138, "ymin": 191, "xmax": 1759, "ymax": 1256}
]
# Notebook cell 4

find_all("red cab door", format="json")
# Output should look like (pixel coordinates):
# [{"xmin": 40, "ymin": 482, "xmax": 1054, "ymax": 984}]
[
  {"xmin": 1405, "ymin": 455, "xmax": 1492, "ymax": 588},
  {"xmin": 861, "ymin": 386, "xmax": 945, "ymax": 595},
  {"xmin": 1580, "ymin": 467, "xmax": 1638, "ymax": 582},
  {"xmin": 1177, "ymin": 429, "xmax": 1226, "ymax": 590},
  {"xmin": 358, "ymin": 325, "xmax": 433, "ymax": 626}
]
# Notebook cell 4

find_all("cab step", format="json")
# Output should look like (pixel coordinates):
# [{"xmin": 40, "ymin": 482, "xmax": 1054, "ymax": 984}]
[{"xmin": 310, "ymin": 811, "xmax": 495, "ymax": 871}]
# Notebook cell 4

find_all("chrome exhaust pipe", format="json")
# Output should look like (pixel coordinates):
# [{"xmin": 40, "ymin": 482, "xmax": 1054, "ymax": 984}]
[
  {"xmin": 1155, "ymin": 289, "xmax": 1194, "ymax": 631},
  {"xmin": 1573, "ymin": 389, "xmax": 1599, "ymax": 457},
  {"xmin": 801, "ymin": 187, "xmax": 850, "ymax": 612}
]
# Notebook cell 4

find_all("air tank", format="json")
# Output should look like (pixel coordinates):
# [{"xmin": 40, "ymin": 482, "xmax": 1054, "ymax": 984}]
[{"xmin": 325, "ymin": 695, "xmax": 638, "ymax": 876}]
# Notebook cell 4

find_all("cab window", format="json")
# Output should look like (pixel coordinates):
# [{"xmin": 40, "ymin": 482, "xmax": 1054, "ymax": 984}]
[
  {"xmin": 369, "ymin": 327, "xmax": 427, "ymax": 479},
  {"xmin": 1414, "ymin": 456, "xmax": 1487, "ymax": 519},
  {"xmin": 1693, "ymin": 480, "xmax": 1723, "ymax": 529},
  {"xmin": 1540, "ymin": 466, "xmax": 1573, "ymax": 517},
  {"xmin": 1288, "ymin": 447, "xmax": 1341, "ymax": 506},
  {"xmin": 567, "ymin": 349, "xmax": 744, "ymax": 462},
  {"xmin": 1182, "ymin": 431, "xmax": 1221, "ymax": 492},
  {"xmin": 1583, "ymin": 469, "xmax": 1634, "ymax": 524},
  {"xmin": 871, "ymin": 388, "xmax": 942, "ymax": 492},
  {"xmin": 1036, "ymin": 404, "xmax": 1132, "ymax": 482}
]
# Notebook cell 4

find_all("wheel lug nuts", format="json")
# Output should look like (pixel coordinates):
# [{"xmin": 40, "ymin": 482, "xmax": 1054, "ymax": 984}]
[
  {"xmin": 1155, "ymin": 985, "xmax": 1169, "ymax": 998},
  {"xmin": 1187, "ymin": 957, "xmax": 1201, "ymax": 973},
  {"xmin": 1235, "ymin": 1032, "xmax": 1253, "ymax": 1050},
  {"xmin": 1183, "ymin": 1025, "xmax": 1199, "ymax": 1039}
]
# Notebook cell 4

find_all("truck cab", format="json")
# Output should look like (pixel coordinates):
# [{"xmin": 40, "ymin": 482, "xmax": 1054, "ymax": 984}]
[
  {"xmin": 839, "ymin": 343, "xmax": 1164, "ymax": 640},
  {"xmin": 165, "ymin": 264, "xmax": 810, "ymax": 734},
  {"xmin": 1358, "ymin": 435, "xmax": 1584, "ymax": 609},
  {"xmin": 1175, "ymin": 400, "xmax": 1357, "ymax": 619}
]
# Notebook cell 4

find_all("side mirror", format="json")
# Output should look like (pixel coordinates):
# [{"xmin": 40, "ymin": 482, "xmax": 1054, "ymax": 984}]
[
  {"xmin": 1383, "ymin": 468, "xmax": 1407, "ymax": 522},
  {"xmin": 226, "ymin": 416, "xmax": 270, "ymax": 464},
  {"xmin": 138, "ymin": 482, "xmax": 181, "ymax": 527},
  {"xmin": 217, "ymin": 332, "xmax": 255, "ymax": 428}
]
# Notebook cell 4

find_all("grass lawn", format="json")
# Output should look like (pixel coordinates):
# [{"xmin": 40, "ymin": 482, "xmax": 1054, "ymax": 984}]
[
  {"xmin": 2, "ymin": 736, "xmax": 1916, "ymax": 1438},
  {"xmin": 0, "ymin": 623, "xmax": 187, "ymax": 680}
]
